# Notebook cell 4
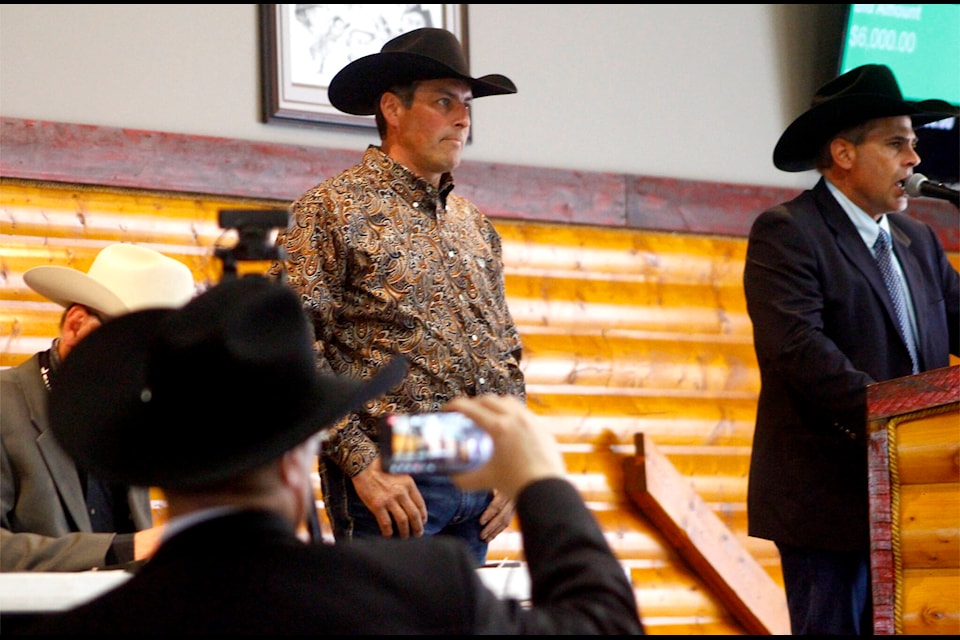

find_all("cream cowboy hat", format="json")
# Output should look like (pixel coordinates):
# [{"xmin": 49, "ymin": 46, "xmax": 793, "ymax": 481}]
[{"xmin": 23, "ymin": 243, "xmax": 196, "ymax": 319}]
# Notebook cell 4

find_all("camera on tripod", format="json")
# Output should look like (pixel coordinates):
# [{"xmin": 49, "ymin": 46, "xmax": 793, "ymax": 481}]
[{"xmin": 215, "ymin": 209, "xmax": 289, "ymax": 280}]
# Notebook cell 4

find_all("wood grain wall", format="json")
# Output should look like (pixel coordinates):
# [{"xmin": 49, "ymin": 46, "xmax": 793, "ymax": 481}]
[
  {"xmin": 3, "ymin": 117, "xmax": 958, "ymax": 251},
  {"xmin": 2, "ymin": 117, "xmax": 958, "ymax": 634}
]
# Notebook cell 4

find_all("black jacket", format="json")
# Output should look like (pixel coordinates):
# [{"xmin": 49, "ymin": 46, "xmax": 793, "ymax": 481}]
[
  {"xmin": 19, "ymin": 478, "xmax": 643, "ymax": 634},
  {"xmin": 744, "ymin": 178, "xmax": 960, "ymax": 551}
]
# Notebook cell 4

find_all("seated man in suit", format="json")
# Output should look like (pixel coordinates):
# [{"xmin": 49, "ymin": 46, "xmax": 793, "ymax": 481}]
[
  {"xmin": 1, "ymin": 243, "xmax": 196, "ymax": 571},
  {"xmin": 20, "ymin": 276, "xmax": 644, "ymax": 634}
]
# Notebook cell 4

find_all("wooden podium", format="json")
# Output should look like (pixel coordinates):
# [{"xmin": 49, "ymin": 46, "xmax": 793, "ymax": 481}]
[{"xmin": 867, "ymin": 365, "xmax": 959, "ymax": 635}]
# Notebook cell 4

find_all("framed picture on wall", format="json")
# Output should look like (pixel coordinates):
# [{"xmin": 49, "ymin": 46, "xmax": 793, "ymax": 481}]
[{"xmin": 259, "ymin": 4, "xmax": 468, "ymax": 129}]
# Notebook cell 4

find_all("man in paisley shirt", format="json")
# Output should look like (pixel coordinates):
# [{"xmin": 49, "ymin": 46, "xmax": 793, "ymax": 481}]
[{"xmin": 273, "ymin": 28, "xmax": 524, "ymax": 565}]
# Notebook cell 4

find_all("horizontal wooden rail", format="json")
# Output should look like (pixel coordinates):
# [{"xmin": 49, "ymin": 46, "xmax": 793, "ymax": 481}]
[
  {"xmin": 624, "ymin": 432, "xmax": 791, "ymax": 635},
  {"xmin": 4, "ymin": 117, "xmax": 959, "ymax": 252}
]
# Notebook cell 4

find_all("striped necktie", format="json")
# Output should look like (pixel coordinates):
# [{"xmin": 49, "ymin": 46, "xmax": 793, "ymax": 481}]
[{"xmin": 873, "ymin": 228, "xmax": 919, "ymax": 374}]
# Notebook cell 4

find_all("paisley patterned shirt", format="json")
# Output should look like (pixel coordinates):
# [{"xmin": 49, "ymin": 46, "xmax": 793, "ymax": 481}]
[{"xmin": 275, "ymin": 146, "xmax": 525, "ymax": 476}]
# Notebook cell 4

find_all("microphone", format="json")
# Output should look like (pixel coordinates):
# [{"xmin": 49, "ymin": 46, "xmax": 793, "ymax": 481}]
[{"xmin": 905, "ymin": 173, "xmax": 959, "ymax": 207}]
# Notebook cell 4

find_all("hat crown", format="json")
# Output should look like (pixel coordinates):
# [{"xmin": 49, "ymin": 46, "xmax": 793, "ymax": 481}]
[
  {"xmin": 86, "ymin": 244, "xmax": 195, "ymax": 314},
  {"xmin": 382, "ymin": 27, "xmax": 470, "ymax": 76},
  {"xmin": 149, "ymin": 277, "xmax": 315, "ymax": 416},
  {"xmin": 810, "ymin": 63, "xmax": 903, "ymax": 108},
  {"xmin": 22, "ymin": 243, "xmax": 195, "ymax": 318}
]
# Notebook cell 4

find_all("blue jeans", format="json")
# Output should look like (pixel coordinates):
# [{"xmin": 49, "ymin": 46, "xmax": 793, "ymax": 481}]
[
  {"xmin": 776, "ymin": 543, "xmax": 873, "ymax": 635},
  {"xmin": 320, "ymin": 458, "xmax": 492, "ymax": 566}
]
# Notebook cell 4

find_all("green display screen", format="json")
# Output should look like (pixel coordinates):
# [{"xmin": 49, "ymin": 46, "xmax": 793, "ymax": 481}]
[{"xmin": 839, "ymin": 4, "xmax": 959, "ymax": 105}]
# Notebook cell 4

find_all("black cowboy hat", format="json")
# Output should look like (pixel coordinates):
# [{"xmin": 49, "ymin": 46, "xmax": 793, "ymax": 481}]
[
  {"xmin": 48, "ymin": 276, "xmax": 408, "ymax": 490},
  {"xmin": 328, "ymin": 27, "xmax": 517, "ymax": 116},
  {"xmin": 774, "ymin": 64, "xmax": 959, "ymax": 172}
]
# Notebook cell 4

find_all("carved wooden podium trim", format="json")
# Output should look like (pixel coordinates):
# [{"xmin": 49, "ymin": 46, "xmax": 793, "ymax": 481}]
[{"xmin": 867, "ymin": 365, "xmax": 960, "ymax": 635}]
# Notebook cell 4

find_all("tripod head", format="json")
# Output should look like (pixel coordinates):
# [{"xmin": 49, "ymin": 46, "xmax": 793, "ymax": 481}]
[{"xmin": 215, "ymin": 209, "xmax": 289, "ymax": 280}]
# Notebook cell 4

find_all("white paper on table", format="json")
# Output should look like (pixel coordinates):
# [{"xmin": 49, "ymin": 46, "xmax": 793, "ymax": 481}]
[
  {"xmin": 0, "ymin": 570, "xmax": 131, "ymax": 613},
  {"xmin": 475, "ymin": 562, "xmax": 532, "ymax": 601}
]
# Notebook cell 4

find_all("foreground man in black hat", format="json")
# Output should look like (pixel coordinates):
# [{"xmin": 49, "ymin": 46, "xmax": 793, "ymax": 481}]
[
  {"xmin": 18, "ymin": 276, "xmax": 643, "ymax": 634},
  {"xmin": 744, "ymin": 64, "xmax": 959, "ymax": 635},
  {"xmin": 272, "ymin": 27, "xmax": 524, "ymax": 565}
]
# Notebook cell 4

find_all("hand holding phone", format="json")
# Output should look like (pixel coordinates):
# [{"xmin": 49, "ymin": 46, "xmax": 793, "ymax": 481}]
[{"xmin": 381, "ymin": 412, "xmax": 493, "ymax": 475}]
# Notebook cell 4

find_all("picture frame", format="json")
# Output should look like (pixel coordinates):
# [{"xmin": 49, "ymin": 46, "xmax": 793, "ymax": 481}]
[{"xmin": 259, "ymin": 4, "xmax": 468, "ymax": 129}]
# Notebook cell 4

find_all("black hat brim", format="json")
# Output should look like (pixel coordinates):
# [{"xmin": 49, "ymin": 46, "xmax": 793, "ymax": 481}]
[
  {"xmin": 328, "ymin": 51, "xmax": 517, "ymax": 116},
  {"xmin": 774, "ymin": 95, "xmax": 959, "ymax": 172},
  {"xmin": 49, "ymin": 305, "xmax": 408, "ymax": 490}
]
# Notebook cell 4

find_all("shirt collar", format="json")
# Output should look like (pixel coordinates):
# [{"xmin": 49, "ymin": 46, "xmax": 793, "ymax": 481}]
[
  {"xmin": 824, "ymin": 178, "xmax": 890, "ymax": 248},
  {"xmin": 366, "ymin": 146, "xmax": 453, "ymax": 216}
]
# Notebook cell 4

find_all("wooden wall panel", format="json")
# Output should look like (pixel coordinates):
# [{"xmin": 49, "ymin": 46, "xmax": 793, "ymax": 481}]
[
  {"xmin": 1, "ymin": 178, "xmax": 775, "ymax": 633},
  {"xmin": 4, "ymin": 117, "xmax": 958, "ymax": 251},
  {"xmin": 3, "ymin": 117, "xmax": 958, "ymax": 634}
]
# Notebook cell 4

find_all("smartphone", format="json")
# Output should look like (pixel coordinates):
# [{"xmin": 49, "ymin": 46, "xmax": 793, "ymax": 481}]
[{"xmin": 380, "ymin": 411, "xmax": 493, "ymax": 475}]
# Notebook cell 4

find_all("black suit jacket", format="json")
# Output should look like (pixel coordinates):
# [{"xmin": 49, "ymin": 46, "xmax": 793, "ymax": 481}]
[
  {"xmin": 744, "ymin": 178, "xmax": 960, "ymax": 551},
  {"xmin": 19, "ymin": 479, "xmax": 643, "ymax": 635}
]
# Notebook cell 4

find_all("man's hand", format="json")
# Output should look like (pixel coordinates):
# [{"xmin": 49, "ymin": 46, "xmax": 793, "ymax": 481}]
[
  {"xmin": 479, "ymin": 489, "xmax": 514, "ymax": 542},
  {"xmin": 351, "ymin": 457, "xmax": 428, "ymax": 538},
  {"xmin": 446, "ymin": 394, "xmax": 566, "ymax": 500},
  {"xmin": 133, "ymin": 524, "xmax": 165, "ymax": 561}
]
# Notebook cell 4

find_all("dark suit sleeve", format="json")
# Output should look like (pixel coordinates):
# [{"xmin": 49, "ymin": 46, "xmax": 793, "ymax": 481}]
[
  {"xmin": 927, "ymin": 224, "xmax": 960, "ymax": 358},
  {"xmin": 473, "ymin": 478, "xmax": 644, "ymax": 634},
  {"xmin": 744, "ymin": 201, "xmax": 872, "ymax": 429}
]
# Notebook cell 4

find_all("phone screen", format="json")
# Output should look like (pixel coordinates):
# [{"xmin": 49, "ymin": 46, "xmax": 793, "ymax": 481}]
[{"xmin": 381, "ymin": 412, "xmax": 492, "ymax": 475}]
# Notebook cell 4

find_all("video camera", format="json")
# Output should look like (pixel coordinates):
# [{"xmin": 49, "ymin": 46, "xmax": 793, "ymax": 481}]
[{"xmin": 215, "ymin": 209, "xmax": 289, "ymax": 280}]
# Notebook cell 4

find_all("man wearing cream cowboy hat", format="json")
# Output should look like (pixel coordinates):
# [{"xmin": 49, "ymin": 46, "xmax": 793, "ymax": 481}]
[{"xmin": 1, "ymin": 243, "xmax": 196, "ymax": 572}]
